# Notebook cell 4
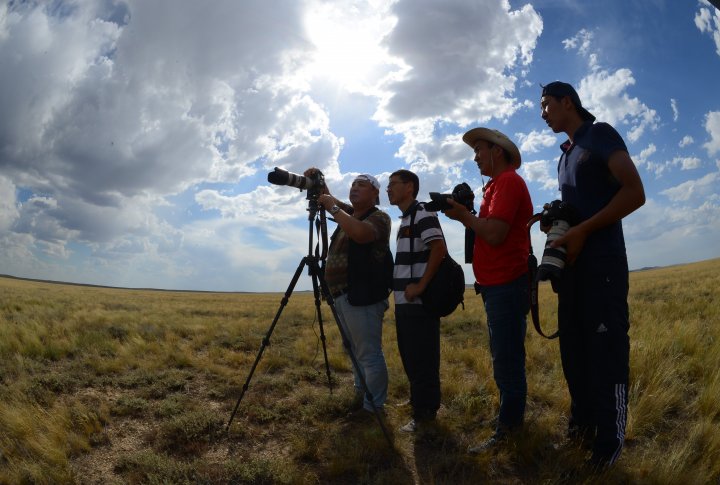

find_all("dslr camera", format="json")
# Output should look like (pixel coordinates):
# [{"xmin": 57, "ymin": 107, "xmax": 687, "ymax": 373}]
[
  {"xmin": 425, "ymin": 182, "xmax": 475, "ymax": 213},
  {"xmin": 267, "ymin": 167, "xmax": 326, "ymax": 199},
  {"xmin": 536, "ymin": 200, "xmax": 578, "ymax": 284},
  {"xmin": 426, "ymin": 182, "xmax": 476, "ymax": 264}
]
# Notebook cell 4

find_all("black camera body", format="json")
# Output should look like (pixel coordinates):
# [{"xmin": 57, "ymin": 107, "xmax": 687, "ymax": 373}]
[
  {"xmin": 267, "ymin": 167, "xmax": 326, "ymax": 199},
  {"xmin": 536, "ymin": 200, "xmax": 578, "ymax": 285},
  {"xmin": 425, "ymin": 182, "xmax": 475, "ymax": 213},
  {"xmin": 425, "ymin": 182, "xmax": 476, "ymax": 264}
]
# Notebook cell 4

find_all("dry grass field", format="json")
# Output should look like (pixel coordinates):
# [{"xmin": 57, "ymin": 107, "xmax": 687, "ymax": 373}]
[{"xmin": 1, "ymin": 258, "xmax": 719, "ymax": 484}]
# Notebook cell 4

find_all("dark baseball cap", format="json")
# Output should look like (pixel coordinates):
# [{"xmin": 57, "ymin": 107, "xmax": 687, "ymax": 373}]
[{"xmin": 541, "ymin": 81, "xmax": 596, "ymax": 122}]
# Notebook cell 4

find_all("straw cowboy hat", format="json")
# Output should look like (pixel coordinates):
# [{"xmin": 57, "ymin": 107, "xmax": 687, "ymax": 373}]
[{"xmin": 462, "ymin": 127, "xmax": 522, "ymax": 168}]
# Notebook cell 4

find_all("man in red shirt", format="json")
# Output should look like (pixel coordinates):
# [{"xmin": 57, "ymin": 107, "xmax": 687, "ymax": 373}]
[{"xmin": 444, "ymin": 128, "xmax": 532, "ymax": 452}]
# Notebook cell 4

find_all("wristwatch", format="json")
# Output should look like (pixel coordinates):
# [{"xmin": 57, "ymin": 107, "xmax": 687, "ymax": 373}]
[{"xmin": 329, "ymin": 205, "xmax": 341, "ymax": 215}]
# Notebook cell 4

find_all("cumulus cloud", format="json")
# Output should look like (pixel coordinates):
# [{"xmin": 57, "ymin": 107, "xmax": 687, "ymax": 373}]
[
  {"xmin": 563, "ymin": 29, "xmax": 599, "ymax": 70},
  {"xmin": 634, "ymin": 144, "xmax": 706, "ymax": 178},
  {"xmin": 676, "ymin": 157, "xmax": 703, "ymax": 170},
  {"xmin": 704, "ymin": 111, "xmax": 720, "ymax": 155},
  {"xmin": 563, "ymin": 29, "xmax": 593, "ymax": 56},
  {"xmin": 577, "ymin": 70, "xmax": 659, "ymax": 143},
  {"xmin": 623, "ymin": 197, "xmax": 720, "ymax": 269},
  {"xmin": 633, "ymin": 144, "xmax": 671, "ymax": 178},
  {"xmin": 516, "ymin": 130, "xmax": 558, "ymax": 154},
  {"xmin": 0, "ymin": 1, "xmax": 342, "ymax": 279},
  {"xmin": 633, "ymin": 144, "xmax": 657, "ymax": 168},
  {"xmin": 679, "ymin": 135, "xmax": 694, "ymax": 147},
  {"xmin": 695, "ymin": 1, "xmax": 720, "ymax": 56},
  {"xmin": 0, "ymin": 1, "xmax": 529, "ymax": 289},
  {"xmin": 661, "ymin": 171, "xmax": 720, "ymax": 202},
  {"xmin": 521, "ymin": 160, "xmax": 559, "ymax": 192},
  {"xmin": 640, "ymin": 150, "xmax": 703, "ymax": 178},
  {"xmin": 0, "ymin": 175, "xmax": 19, "ymax": 231},
  {"xmin": 671, "ymin": 98, "xmax": 679, "ymax": 122},
  {"xmin": 376, "ymin": 0, "xmax": 543, "ymax": 129},
  {"xmin": 562, "ymin": 31, "xmax": 659, "ymax": 143},
  {"xmin": 0, "ymin": 1, "xmax": 716, "ymax": 290}
]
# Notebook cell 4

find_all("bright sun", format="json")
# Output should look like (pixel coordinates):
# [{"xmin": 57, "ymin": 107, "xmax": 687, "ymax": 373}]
[{"xmin": 303, "ymin": 3, "xmax": 393, "ymax": 92}]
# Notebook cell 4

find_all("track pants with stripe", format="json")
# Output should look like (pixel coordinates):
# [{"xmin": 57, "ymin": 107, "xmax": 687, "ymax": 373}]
[{"xmin": 557, "ymin": 256, "xmax": 630, "ymax": 465}]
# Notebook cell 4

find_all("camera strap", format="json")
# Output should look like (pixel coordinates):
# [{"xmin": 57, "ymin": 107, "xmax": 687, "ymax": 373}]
[
  {"xmin": 317, "ymin": 207, "xmax": 328, "ymax": 261},
  {"xmin": 407, "ymin": 202, "xmax": 421, "ymax": 280},
  {"xmin": 527, "ymin": 214, "xmax": 558, "ymax": 339}
]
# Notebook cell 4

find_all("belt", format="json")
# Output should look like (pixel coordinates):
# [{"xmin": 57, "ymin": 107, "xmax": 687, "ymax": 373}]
[{"xmin": 331, "ymin": 288, "xmax": 348, "ymax": 298}]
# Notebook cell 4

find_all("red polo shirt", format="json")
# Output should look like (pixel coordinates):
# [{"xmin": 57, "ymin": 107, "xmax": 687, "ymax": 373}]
[{"xmin": 473, "ymin": 169, "xmax": 532, "ymax": 286}]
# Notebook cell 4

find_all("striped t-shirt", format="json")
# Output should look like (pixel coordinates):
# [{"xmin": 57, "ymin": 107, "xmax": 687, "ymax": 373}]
[{"xmin": 393, "ymin": 202, "xmax": 444, "ymax": 306}]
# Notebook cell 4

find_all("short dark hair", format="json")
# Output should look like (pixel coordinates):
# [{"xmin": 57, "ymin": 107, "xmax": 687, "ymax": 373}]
[{"xmin": 390, "ymin": 169, "xmax": 419, "ymax": 198}]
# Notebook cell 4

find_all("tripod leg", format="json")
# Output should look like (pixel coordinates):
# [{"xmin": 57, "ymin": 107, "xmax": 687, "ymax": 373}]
[
  {"xmin": 225, "ymin": 257, "xmax": 308, "ymax": 432},
  {"xmin": 310, "ymin": 265, "xmax": 334, "ymax": 393},
  {"xmin": 309, "ymin": 258, "xmax": 394, "ymax": 447}
]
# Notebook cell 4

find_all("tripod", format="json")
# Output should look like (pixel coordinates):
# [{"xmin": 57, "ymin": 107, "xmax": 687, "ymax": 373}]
[{"xmin": 226, "ymin": 197, "xmax": 393, "ymax": 447}]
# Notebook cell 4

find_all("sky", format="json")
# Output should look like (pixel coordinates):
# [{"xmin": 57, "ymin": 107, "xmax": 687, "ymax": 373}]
[{"xmin": 1, "ymin": 0, "xmax": 719, "ymax": 292}]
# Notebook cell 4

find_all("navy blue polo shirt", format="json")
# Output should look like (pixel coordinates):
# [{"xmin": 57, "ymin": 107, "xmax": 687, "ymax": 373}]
[{"xmin": 558, "ymin": 121, "xmax": 627, "ymax": 265}]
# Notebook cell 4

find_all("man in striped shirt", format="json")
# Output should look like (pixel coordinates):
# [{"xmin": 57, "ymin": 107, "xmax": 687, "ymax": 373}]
[{"xmin": 387, "ymin": 169, "xmax": 447, "ymax": 433}]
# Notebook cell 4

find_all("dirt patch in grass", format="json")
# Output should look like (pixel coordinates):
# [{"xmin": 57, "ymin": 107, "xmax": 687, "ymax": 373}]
[{"xmin": 71, "ymin": 417, "xmax": 150, "ymax": 484}]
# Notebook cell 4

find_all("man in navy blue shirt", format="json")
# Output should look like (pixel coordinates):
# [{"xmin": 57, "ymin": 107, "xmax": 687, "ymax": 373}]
[{"xmin": 540, "ymin": 81, "xmax": 645, "ymax": 470}]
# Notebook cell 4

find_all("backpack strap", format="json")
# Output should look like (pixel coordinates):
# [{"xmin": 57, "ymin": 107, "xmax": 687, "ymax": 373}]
[{"xmin": 408, "ymin": 201, "xmax": 420, "ymax": 280}]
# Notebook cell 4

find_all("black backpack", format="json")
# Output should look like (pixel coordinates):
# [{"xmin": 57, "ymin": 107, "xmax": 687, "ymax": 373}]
[{"xmin": 409, "ymin": 203, "xmax": 466, "ymax": 318}]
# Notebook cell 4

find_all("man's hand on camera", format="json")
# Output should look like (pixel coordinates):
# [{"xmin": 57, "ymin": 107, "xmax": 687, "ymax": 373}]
[
  {"xmin": 539, "ymin": 202, "xmax": 552, "ymax": 233},
  {"xmin": 443, "ymin": 198, "xmax": 469, "ymax": 222},
  {"xmin": 550, "ymin": 225, "xmax": 588, "ymax": 265},
  {"xmin": 317, "ymin": 194, "xmax": 336, "ymax": 211},
  {"xmin": 303, "ymin": 167, "xmax": 330, "ymax": 195}
]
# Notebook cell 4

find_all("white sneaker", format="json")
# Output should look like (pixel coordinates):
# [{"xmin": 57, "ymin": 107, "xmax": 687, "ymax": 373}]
[{"xmin": 399, "ymin": 419, "xmax": 417, "ymax": 433}]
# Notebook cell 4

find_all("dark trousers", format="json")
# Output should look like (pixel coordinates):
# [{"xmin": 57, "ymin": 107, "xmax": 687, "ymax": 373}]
[
  {"xmin": 395, "ymin": 305, "xmax": 441, "ymax": 421},
  {"xmin": 557, "ymin": 257, "xmax": 630, "ymax": 464},
  {"xmin": 477, "ymin": 273, "xmax": 529, "ymax": 430}
]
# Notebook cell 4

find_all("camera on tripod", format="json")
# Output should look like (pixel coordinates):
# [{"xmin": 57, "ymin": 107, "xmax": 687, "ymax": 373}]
[
  {"xmin": 229, "ymin": 166, "xmax": 394, "ymax": 444},
  {"xmin": 425, "ymin": 182, "xmax": 475, "ymax": 213},
  {"xmin": 268, "ymin": 167, "xmax": 326, "ymax": 199},
  {"xmin": 536, "ymin": 200, "xmax": 578, "ymax": 284}
]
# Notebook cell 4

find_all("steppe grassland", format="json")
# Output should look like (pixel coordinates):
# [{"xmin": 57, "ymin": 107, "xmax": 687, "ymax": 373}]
[{"xmin": 0, "ymin": 259, "xmax": 718, "ymax": 484}]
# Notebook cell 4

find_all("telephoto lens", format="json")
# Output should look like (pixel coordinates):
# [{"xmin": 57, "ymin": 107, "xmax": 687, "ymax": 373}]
[
  {"xmin": 535, "ymin": 200, "xmax": 577, "ymax": 288},
  {"xmin": 536, "ymin": 219, "xmax": 571, "ymax": 282},
  {"xmin": 267, "ymin": 167, "xmax": 314, "ymax": 190}
]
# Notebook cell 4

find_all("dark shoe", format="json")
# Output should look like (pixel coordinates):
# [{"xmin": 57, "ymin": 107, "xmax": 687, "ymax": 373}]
[
  {"xmin": 467, "ymin": 431, "xmax": 507, "ymax": 454},
  {"xmin": 346, "ymin": 406, "xmax": 385, "ymax": 422},
  {"xmin": 348, "ymin": 392, "xmax": 364, "ymax": 412},
  {"xmin": 399, "ymin": 419, "xmax": 417, "ymax": 433},
  {"xmin": 586, "ymin": 454, "xmax": 612, "ymax": 473},
  {"xmin": 558, "ymin": 457, "xmax": 609, "ymax": 483},
  {"xmin": 567, "ymin": 424, "xmax": 594, "ymax": 450},
  {"xmin": 400, "ymin": 418, "xmax": 441, "ymax": 440}
]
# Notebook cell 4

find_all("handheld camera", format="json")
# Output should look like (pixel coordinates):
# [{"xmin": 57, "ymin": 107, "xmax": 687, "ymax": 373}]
[
  {"xmin": 535, "ymin": 200, "xmax": 578, "ymax": 285},
  {"xmin": 425, "ymin": 182, "xmax": 475, "ymax": 213}
]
